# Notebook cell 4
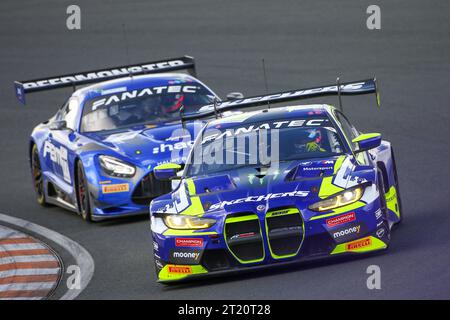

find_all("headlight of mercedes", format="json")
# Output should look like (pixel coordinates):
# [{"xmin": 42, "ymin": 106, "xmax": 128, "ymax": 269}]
[
  {"xmin": 99, "ymin": 155, "xmax": 136, "ymax": 178},
  {"xmin": 162, "ymin": 214, "xmax": 216, "ymax": 230},
  {"xmin": 308, "ymin": 185, "xmax": 364, "ymax": 212}
]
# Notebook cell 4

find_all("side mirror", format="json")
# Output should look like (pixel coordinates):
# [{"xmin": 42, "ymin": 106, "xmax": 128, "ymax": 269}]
[
  {"xmin": 153, "ymin": 163, "xmax": 182, "ymax": 181},
  {"xmin": 226, "ymin": 92, "xmax": 244, "ymax": 101},
  {"xmin": 352, "ymin": 133, "xmax": 382, "ymax": 152},
  {"xmin": 50, "ymin": 120, "xmax": 67, "ymax": 131}
]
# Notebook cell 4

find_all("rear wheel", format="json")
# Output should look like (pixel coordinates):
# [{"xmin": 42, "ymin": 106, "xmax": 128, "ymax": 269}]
[
  {"xmin": 31, "ymin": 144, "xmax": 47, "ymax": 206},
  {"xmin": 377, "ymin": 170, "xmax": 391, "ymax": 243},
  {"xmin": 391, "ymin": 150, "xmax": 403, "ymax": 224},
  {"xmin": 76, "ymin": 161, "xmax": 92, "ymax": 222}
]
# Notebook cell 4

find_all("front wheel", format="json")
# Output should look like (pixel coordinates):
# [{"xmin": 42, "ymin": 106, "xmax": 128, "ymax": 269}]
[
  {"xmin": 76, "ymin": 161, "xmax": 92, "ymax": 222},
  {"xmin": 31, "ymin": 144, "xmax": 48, "ymax": 206}
]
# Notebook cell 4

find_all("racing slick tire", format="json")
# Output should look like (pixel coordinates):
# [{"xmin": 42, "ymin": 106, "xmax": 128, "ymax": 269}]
[
  {"xmin": 377, "ymin": 169, "xmax": 391, "ymax": 244},
  {"xmin": 391, "ymin": 149, "xmax": 403, "ymax": 225},
  {"xmin": 31, "ymin": 144, "xmax": 48, "ymax": 206},
  {"xmin": 76, "ymin": 161, "xmax": 92, "ymax": 222}
]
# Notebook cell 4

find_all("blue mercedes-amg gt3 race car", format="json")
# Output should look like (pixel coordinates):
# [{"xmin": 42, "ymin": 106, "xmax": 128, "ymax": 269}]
[
  {"xmin": 149, "ymin": 79, "xmax": 402, "ymax": 283},
  {"xmin": 15, "ymin": 56, "xmax": 234, "ymax": 221}
]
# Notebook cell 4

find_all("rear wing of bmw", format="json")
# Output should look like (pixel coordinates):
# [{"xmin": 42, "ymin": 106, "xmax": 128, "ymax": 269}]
[
  {"xmin": 182, "ymin": 78, "xmax": 380, "ymax": 121},
  {"xmin": 14, "ymin": 55, "xmax": 196, "ymax": 104}
]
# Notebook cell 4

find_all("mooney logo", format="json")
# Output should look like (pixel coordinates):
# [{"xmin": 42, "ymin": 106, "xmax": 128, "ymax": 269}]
[
  {"xmin": 172, "ymin": 251, "xmax": 200, "ymax": 260},
  {"xmin": 333, "ymin": 225, "xmax": 361, "ymax": 239},
  {"xmin": 209, "ymin": 191, "xmax": 309, "ymax": 210},
  {"xmin": 326, "ymin": 212, "xmax": 356, "ymax": 228},
  {"xmin": 43, "ymin": 141, "xmax": 71, "ymax": 183}
]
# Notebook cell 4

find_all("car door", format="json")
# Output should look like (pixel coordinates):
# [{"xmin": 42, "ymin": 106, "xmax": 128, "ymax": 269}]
[{"xmin": 45, "ymin": 98, "xmax": 81, "ymax": 190}]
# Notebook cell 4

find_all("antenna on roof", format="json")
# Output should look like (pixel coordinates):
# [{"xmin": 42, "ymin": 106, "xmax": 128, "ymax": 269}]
[
  {"xmin": 262, "ymin": 59, "xmax": 270, "ymax": 109},
  {"xmin": 213, "ymin": 97, "xmax": 220, "ymax": 119},
  {"xmin": 336, "ymin": 77, "xmax": 343, "ymax": 111},
  {"xmin": 374, "ymin": 77, "xmax": 381, "ymax": 107},
  {"xmin": 179, "ymin": 104, "xmax": 186, "ymax": 130},
  {"xmin": 122, "ymin": 24, "xmax": 133, "ymax": 78}
]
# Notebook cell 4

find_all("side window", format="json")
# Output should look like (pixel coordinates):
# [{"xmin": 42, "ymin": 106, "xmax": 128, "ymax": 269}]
[
  {"xmin": 334, "ymin": 111, "xmax": 359, "ymax": 150},
  {"xmin": 58, "ymin": 98, "xmax": 79, "ymax": 130}
]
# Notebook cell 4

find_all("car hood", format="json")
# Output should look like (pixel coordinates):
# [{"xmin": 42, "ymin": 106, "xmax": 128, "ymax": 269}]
[
  {"xmin": 83, "ymin": 121, "xmax": 204, "ymax": 167},
  {"xmin": 151, "ymin": 154, "xmax": 375, "ymax": 218}
]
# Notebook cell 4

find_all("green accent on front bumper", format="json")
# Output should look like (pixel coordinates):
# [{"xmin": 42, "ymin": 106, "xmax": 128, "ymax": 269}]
[
  {"xmin": 158, "ymin": 264, "xmax": 208, "ymax": 282},
  {"xmin": 331, "ymin": 236, "xmax": 387, "ymax": 255},
  {"xmin": 310, "ymin": 200, "xmax": 365, "ymax": 221},
  {"xmin": 385, "ymin": 185, "xmax": 400, "ymax": 218},
  {"xmin": 163, "ymin": 229, "xmax": 217, "ymax": 236}
]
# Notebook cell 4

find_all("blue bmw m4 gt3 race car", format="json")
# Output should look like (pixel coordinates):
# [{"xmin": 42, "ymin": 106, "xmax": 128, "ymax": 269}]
[
  {"xmin": 149, "ymin": 79, "xmax": 402, "ymax": 283},
  {"xmin": 15, "ymin": 56, "xmax": 237, "ymax": 221}
]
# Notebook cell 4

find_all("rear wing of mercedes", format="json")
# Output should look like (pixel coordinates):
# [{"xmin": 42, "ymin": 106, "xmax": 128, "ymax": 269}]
[
  {"xmin": 14, "ymin": 55, "xmax": 196, "ymax": 104},
  {"xmin": 182, "ymin": 78, "xmax": 380, "ymax": 121}
]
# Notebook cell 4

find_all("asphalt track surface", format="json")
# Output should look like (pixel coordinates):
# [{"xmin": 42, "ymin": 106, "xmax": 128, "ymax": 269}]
[{"xmin": 1, "ymin": 0, "xmax": 449, "ymax": 299}]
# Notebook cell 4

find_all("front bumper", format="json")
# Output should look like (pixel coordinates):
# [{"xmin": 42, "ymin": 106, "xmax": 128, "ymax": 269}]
[{"xmin": 152, "ymin": 201, "xmax": 390, "ymax": 283}]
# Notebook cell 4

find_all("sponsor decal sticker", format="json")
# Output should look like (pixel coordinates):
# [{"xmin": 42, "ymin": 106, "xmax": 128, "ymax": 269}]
[
  {"xmin": 168, "ymin": 265, "xmax": 193, "ymax": 274},
  {"xmin": 326, "ymin": 212, "xmax": 356, "ymax": 228},
  {"xmin": 101, "ymin": 183, "xmax": 129, "ymax": 194},
  {"xmin": 332, "ymin": 224, "xmax": 361, "ymax": 240},
  {"xmin": 169, "ymin": 249, "xmax": 202, "ymax": 264},
  {"xmin": 175, "ymin": 238, "xmax": 204, "ymax": 247},
  {"xmin": 346, "ymin": 237, "xmax": 372, "ymax": 251}
]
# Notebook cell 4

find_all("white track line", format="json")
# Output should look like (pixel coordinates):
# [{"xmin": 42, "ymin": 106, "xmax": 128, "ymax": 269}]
[
  {"xmin": 0, "ymin": 213, "xmax": 95, "ymax": 300},
  {"xmin": 0, "ymin": 268, "xmax": 60, "ymax": 278},
  {"xmin": 0, "ymin": 255, "xmax": 57, "ymax": 264},
  {"xmin": 0, "ymin": 243, "xmax": 45, "ymax": 251},
  {"xmin": 0, "ymin": 282, "xmax": 56, "ymax": 291}
]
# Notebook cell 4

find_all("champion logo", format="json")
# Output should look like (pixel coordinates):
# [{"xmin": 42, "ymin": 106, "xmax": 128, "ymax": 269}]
[
  {"xmin": 326, "ymin": 212, "xmax": 356, "ymax": 228},
  {"xmin": 175, "ymin": 238, "xmax": 203, "ymax": 247}
]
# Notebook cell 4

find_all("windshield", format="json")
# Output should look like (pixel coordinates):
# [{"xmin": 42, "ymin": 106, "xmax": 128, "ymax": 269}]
[
  {"xmin": 185, "ymin": 116, "xmax": 346, "ymax": 177},
  {"xmin": 81, "ymin": 83, "xmax": 216, "ymax": 132}
]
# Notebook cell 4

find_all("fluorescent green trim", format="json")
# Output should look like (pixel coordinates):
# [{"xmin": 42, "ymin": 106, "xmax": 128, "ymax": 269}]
[
  {"xmin": 318, "ymin": 176, "xmax": 344, "ymax": 199},
  {"xmin": 158, "ymin": 264, "xmax": 208, "ymax": 281},
  {"xmin": 385, "ymin": 185, "xmax": 400, "ymax": 218},
  {"xmin": 265, "ymin": 208, "xmax": 304, "ymax": 259},
  {"xmin": 163, "ymin": 229, "xmax": 217, "ymax": 236},
  {"xmin": 310, "ymin": 201, "xmax": 365, "ymax": 220},
  {"xmin": 226, "ymin": 215, "xmax": 259, "ymax": 224},
  {"xmin": 185, "ymin": 178, "xmax": 196, "ymax": 196},
  {"xmin": 331, "ymin": 236, "xmax": 387, "ymax": 255},
  {"xmin": 352, "ymin": 133, "xmax": 381, "ymax": 143},
  {"xmin": 154, "ymin": 163, "xmax": 181, "ymax": 170},
  {"xmin": 224, "ymin": 215, "xmax": 265, "ymax": 264},
  {"xmin": 333, "ymin": 155, "xmax": 346, "ymax": 174},
  {"xmin": 179, "ymin": 196, "xmax": 205, "ymax": 216}
]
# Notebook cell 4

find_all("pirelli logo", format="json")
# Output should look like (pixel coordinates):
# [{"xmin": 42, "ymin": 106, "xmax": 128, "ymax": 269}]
[
  {"xmin": 102, "ymin": 183, "xmax": 129, "ymax": 194},
  {"xmin": 346, "ymin": 237, "xmax": 372, "ymax": 251},
  {"xmin": 168, "ymin": 265, "xmax": 192, "ymax": 274}
]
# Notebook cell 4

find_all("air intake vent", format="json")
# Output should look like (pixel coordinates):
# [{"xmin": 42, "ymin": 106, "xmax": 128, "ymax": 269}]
[
  {"xmin": 224, "ymin": 215, "xmax": 264, "ymax": 264},
  {"xmin": 266, "ymin": 208, "xmax": 304, "ymax": 258}
]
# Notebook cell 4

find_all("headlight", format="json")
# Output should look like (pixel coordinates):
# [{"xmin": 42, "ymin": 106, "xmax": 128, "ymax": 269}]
[
  {"xmin": 308, "ymin": 185, "xmax": 364, "ymax": 212},
  {"xmin": 99, "ymin": 155, "xmax": 136, "ymax": 178},
  {"xmin": 163, "ymin": 214, "xmax": 216, "ymax": 230}
]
